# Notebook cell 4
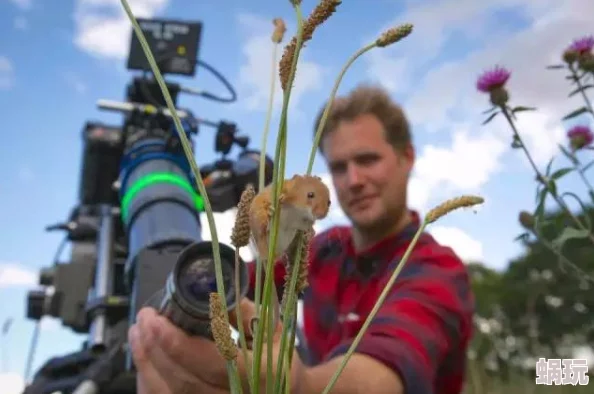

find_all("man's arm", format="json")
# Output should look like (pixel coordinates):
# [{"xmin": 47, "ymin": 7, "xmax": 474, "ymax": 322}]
[
  {"xmin": 302, "ymin": 353, "xmax": 404, "ymax": 394},
  {"xmin": 299, "ymin": 249, "xmax": 474, "ymax": 394}
]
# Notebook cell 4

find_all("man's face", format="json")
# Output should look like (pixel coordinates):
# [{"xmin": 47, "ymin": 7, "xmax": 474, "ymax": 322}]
[{"xmin": 321, "ymin": 113, "xmax": 414, "ymax": 231}]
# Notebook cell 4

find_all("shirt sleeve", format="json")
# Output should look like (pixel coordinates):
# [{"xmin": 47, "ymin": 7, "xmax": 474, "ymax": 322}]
[{"xmin": 325, "ymin": 246, "xmax": 475, "ymax": 394}]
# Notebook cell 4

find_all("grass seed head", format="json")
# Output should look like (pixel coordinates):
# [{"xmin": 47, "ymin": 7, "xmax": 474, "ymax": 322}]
[
  {"xmin": 375, "ymin": 23, "xmax": 413, "ymax": 47},
  {"xmin": 280, "ymin": 0, "xmax": 342, "ymax": 90},
  {"xmin": 231, "ymin": 184, "xmax": 256, "ymax": 248},
  {"xmin": 272, "ymin": 18, "xmax": 287, "ymax": 43},
  {"xmin": 296, "ymin": 227, "xmax": 315, "ymax": 293},
  {"xmin": 426, "ymin": 195, "xmax": 484, "ymax": 224},
  {"xmin": 209, "ymin": 292, "xmax": 237, "ymax": 361}
]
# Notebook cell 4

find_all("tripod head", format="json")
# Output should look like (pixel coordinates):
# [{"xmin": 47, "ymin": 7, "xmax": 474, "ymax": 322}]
[{"xmin": 22, "ymin": 18, "xmax": 273, "ymax": 394}]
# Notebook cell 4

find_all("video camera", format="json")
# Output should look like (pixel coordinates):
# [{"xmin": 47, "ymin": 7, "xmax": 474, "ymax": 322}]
[{"xmin": 22, "ymin": 18, "xmax": 273, "ymax": 394}]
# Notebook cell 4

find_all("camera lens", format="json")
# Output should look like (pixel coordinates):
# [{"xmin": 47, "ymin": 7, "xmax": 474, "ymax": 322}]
[{"xmin": 177, "ymin": 255, "xmax": 234, "ymax": 307}]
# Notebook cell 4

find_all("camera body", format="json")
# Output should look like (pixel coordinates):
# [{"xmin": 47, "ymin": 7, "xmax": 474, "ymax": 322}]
[{"xmin": 23, "ymin": 17, "xmax": 273, "ymax": 394}]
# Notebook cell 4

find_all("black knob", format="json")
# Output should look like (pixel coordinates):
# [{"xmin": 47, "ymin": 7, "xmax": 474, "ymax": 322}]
[
  {"xmin": 26, "ymin": 290, "xmax": 46, "ymax": 321},
  {"xmin": 39, "ymin": 267, "xmax": 55, "ymax": 286}
]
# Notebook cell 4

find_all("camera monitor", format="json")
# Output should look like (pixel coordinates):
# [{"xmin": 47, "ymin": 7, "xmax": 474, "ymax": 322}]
[{"xmin": 127, "ymin": 18, "xmax": 202, "ymax": 77}]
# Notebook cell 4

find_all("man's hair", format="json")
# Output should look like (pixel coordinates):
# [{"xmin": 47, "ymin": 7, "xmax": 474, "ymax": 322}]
[{"xmin": 313, "ymin": 83, "xmax": 412, "ymax": 154}]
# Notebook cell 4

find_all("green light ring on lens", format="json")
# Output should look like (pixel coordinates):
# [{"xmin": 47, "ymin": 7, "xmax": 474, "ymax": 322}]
[{"xmin": 121, "ymin": 172, "xmax": 204, "ymax": 222}]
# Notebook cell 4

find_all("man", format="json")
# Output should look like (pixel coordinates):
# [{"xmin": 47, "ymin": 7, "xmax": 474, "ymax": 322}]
[{"xmin": 129, "ymin": 84, "xmax": 475, "ymax": 394}]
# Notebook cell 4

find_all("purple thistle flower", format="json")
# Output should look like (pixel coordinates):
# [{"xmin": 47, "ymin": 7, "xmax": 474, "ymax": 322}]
[
  {"xmin": 476, "ymin": 66, "xmax": 511, "ymax": 93},
  {"xmin": 567, "ymin": 125, "xmax": 594, "ymax": 151},
  {"xmin": 568, "ymin": 35, "xmax": 594, "ymax": 55}
]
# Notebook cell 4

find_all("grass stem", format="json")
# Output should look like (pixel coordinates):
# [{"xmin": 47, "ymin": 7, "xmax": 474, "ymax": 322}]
[
  {"xmin": 321, "ymin": 222, "xmax": 427, "ymax": 394},
  {"xmin": 119, "ymin": 0, "xmax": 242, "ymax": 391},
  {"xmin": 252, "ymin": 5, "xmax": 305, "ymax": 393},
  {"xmin": 255, "ymin": 43, "xmax": 280, "ymax": 323},
  {"xmin": 501, "ymin": 106, "xmax": 594, "ymax": 245},
  {"xmin": 306, "ymin": 43, "xmax": 376, "ymax": 175}
]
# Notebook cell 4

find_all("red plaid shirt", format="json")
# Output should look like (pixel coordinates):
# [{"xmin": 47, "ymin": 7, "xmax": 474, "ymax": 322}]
[{"xmin": 246, "ymin": 211, "xmax": 474, "ymax": 394}]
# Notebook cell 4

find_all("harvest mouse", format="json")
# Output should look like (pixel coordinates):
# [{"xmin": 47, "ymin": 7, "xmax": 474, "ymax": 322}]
[
  {"xmin": 248, "ymin": 173, "xmax": 331, "ymax": 333},
  {"xmin": 249, "ymin": 173, "xmax": 331, "ymax": 262}
]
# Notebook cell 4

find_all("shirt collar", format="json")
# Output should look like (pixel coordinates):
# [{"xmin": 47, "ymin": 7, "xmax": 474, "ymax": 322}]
[{"xmin": 341, "ymin": 210, "xmax": 422, "ymax": 280}]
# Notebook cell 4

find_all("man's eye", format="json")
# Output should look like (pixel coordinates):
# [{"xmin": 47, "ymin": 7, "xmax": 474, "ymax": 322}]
[{"xmin": 357, "ymin": 155, "xmax": 380, "ymax": 166}]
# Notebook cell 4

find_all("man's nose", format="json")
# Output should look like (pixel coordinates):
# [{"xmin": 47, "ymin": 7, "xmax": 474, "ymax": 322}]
[{"xmin": 345, "ymin": 164, "xmax": 364, "ymax": 188}]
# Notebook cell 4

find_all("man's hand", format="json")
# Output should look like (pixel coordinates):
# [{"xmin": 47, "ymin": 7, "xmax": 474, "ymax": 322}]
[
  {"xmin": 129, "ymin": 298, "xmax": 307, "ymax": 394},
  {"xmin": 129, "ymin": 306, "xmax": 232, "ymax": 394}
]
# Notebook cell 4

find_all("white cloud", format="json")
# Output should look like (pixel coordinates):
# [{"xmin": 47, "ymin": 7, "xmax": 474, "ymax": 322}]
[
  {"xmin": 0, "ymin": 373, "xmax": 25, "ymax": 394},
  {"xmin": 9, "ymin": 0, "xmax": 32, "ymax": 10},
  {"xmin": 199, "ymin": 209, "xmax": 256, "ymax": 262},
  {"xmin": 365, "ymin": 50, "xmax": 410, "ymax": 95},
  {"xmin": 429, "ymin": 226, "xmax": 484, "ymax": 262},
  {"xmin": 0, "ymin": 263, "xmax": 37, "ymax": 288},
  {"xmin": 409, "ymin": 127, "xmax": 507, "ymax": 212},
  {"xmin": 236, "ymin": 13, "xmax": 326, "ymax": 114},
  {"xmin": 311, "ymin": 176, "xmax": 486, "ymax": 264},
  {"xmin": 73, "ymin": 0, "xmax": 170, "ymax": 59},
  {"xmin": 0, "ymin": 57, "xmax": 15, "ymax": 90},
  {"xmin": 366, "ymin": 0, "xmax": 594, "ymax": 177}
]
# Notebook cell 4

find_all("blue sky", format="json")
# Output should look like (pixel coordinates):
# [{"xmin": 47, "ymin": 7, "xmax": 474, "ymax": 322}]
[{"xmin": 1, "ymin": 0, "xmax": 593, "ymax": 391}]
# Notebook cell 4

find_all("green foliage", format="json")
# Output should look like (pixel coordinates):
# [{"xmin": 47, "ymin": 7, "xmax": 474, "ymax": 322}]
[
  {"xmin": 562, "ymin": 106, "xmax": 592, "ymax": 121},
  {"xmin": 482, "ymin": 110, "xmax": 499, "ymax": 125},
  {"xmin": 512, "ymin": 106, "xmax": 537, "ymax": 114},
  {"xmin": 468, "ymin": 207, "xmax": 594, "ymax": 384}
]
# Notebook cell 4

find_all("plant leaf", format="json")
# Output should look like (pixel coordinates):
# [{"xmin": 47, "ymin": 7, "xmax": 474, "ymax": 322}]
[
  {"xmin": 534, "ymin": 184, "xmax": 544, "ymax": 204},
  {"xmin": 550, "ymin": 167, "xmax": 574, "ymax": 180},
  {"xmin": 514, "ymin": 232, "xmax": 530, "ymax": 242},
  {"xmin": 482, "ymin": 111, "xmax": 499, "ymax": 125},
  {"xmin": 482, "ymin": 106, "xmax": 498, "ymax": 114},
  {"xmin": 547, "ymin": 178, "xmax": 558, "ymax": 197},
  {"xmin": 545, "ymin": 157, "xmax": 555, "ymax": 177},
  {"xmin": 558, "ymin": 143, "xmax": 579, "ymax": 165},
  {"xmin": 562, "ymin": 106, "xmax": 592, "ymax": 121},
  {"xmin": 532, "ymin": 207, "xmax": 547, "ymax": 238},
  {"xmin": 534, "ymin": 187, "xmax": 548, "ymax": 220},
  {"xmin": 551, "ymin": 227, "xmax": 591, "ymax": 250},
  {"xmin": 512, "ymin": 106, "xmax": 537, "ymax": 114},
  {"xmin": 582, "ymin": 160, "xmax": 594, "ymax": 172},
  {"xmin": 560, "ymin": 191, "xmax": 592, "ymax": 231},
  {"xmin": 568, "ymin": 84, "xmax": 594, "ymax": 98}
]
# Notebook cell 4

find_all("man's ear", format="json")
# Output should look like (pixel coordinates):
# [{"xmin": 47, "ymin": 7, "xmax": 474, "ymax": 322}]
[{"xmin": 398, "ymin": 143, "xmax": 415, "ymax": 173}]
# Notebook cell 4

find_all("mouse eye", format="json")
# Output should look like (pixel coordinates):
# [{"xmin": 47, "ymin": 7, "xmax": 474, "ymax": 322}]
[
  {"xmin": 327, "ymin": 200, "xmax": 331, "ymax": 206},
  {"xmin": 307, "ymin": 192, "xmax": 315, "ymax": 199}
]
